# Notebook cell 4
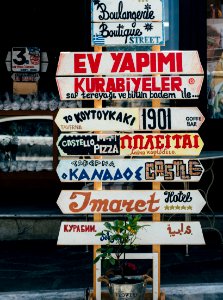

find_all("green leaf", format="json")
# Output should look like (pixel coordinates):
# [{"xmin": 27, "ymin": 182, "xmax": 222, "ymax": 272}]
[{"xmin": 109, "ymin": 256, "xmax": 116, "ymax": 265}]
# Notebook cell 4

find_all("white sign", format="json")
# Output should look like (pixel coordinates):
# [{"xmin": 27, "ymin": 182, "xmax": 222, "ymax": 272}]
[
  {"xmin": 57, "ymin": 190, "xmax": 206, "ymax": 214},
  {"xmin": 57, "ymin": 221, "xmax": 205, "ymax": 245},
  {"xmin": 92, "ymin": 0, "xmax": 163, "ymax": 22},
  {"xmin": 140, "ymin": 107, "xmax": 205, "ymax": 131},
  {"xmin": 56, "ymin": 51, "xmax": 204, "ymax": 76},
  {"xmin": 55, "ymin": 108, "xmax": 205, "ymax": 132},
  {"xmin": 56, "ymin": 159, "xmax": 204, "ymax": 182},
  {"xmin": 12, "ymin": 47, "xmax": 40, "ymax": 72},
  {"xmin": 56, "ymin": 76, "xmax": 203, "ymax": 100},
  {"xmin": 55, "ymin": 108, "xmax": 139, "ymax": 132},
  {"xmin": 92, "ymin": 22, "xmax": 164, "ymax": 46},
  {"xmin": 56, "ymin": 133, "xmax": 204, "ymax": 157}
]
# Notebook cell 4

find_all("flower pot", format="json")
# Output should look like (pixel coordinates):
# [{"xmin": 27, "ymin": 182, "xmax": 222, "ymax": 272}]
[{"xmin": 98, "ymin": 275, "xmax": 152, "ymax": 300}]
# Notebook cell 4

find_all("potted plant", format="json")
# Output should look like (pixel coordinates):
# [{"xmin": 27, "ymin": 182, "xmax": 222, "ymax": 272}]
[{"xmin": 93, "ymin": 214, "xmax": 152, "ymax": 300}]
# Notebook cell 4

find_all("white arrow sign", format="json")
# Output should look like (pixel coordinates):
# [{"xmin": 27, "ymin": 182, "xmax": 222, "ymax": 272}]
[
  {"xmin": 55, "ymin": 107, "xmax": 205, "ymax": 132},
  {"xmin": 57, "ymin": 190, "xmax": 206, "ymax": 214},
  {"xmin": 56, "ymin": 76, "xmax": 203, "ymax": 100},
  {"xmin": 56, "ymin": 133, "xmax": 204, "ymax": 157},
  {"xmin": 57, "ymin": 158, "xmax": 204, "ymax": 182},
  {"xmin": 92, "ymin": 0, "xmax": 164, "ymax": 22},
  {"xmin": 55, "ymin": 108, "xmax": 139, "ymax": 132},
  {"xmin": 57, "ymin": 221, "xmax": 205, "ymax": 245},
  {"xmin": 56, "ymin": 51, "xmax": 204, "ymax": 76}
]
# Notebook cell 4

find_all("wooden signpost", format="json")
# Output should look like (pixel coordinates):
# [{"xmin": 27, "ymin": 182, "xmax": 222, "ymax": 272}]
[
  {"xmin": 57, "ymin": 190, "xmax": 206, "ymax": 214},
  {"xmin": 56, "ymin": 158, "xmax": 204, "ymax": 182},
  {"xmin": 55, "ymin": 2, "xmax": 205, "ymax": 299},
  {"xmin": 56, "ymin": 133, "xmax": 204, "ymax": 157},
  {"xmin": 57, "ymin": 221, "xmax": 205, "ymax": 245},
  {"xmin": 56, "ymin": 51, "xmax": 204, "ymax": 76},
  {"xmin": 56, "ymin": 75, "xmax": 203, "ymax": 100},
  {"xmin": 55, "ymin": 107, "xmax": 205, "ymax": 132}
]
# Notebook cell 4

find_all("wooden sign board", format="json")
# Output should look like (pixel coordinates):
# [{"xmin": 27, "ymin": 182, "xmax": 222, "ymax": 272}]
[
  {"xmin": 57, "ymin": 190, "xmax": 206, "ymax": 214},
  {"xmin": 12, "ymin": 47, "xmax": 40, "ymax": 72},
  {"xmin": 13, "ymin": 82, "xmax": 38, "ymax": 95},
  {"xmin": 56, "ymin": 51, "xmax": 204, "ymax": 76},
  {"xmin": 56, "ymin": 76, "xmax": 203, "ymax": 100},
  {"xmin": 140, "ymin": 107, "xmax": 205, "ymax": 131},
  {"xmin": 91, "ymin": 22, "xmax": 164, "ymax": 46},
  {"xmin": 56, "ymin": 158, "xmax": 204, "ymax": 182},
  {"xmin": 55, "ymin": 108, "xmax": 139, "ymax": 132},
  {"xmin": 55, "ymin": 107, "xmax": 205, "ymax": 132},
  {"xmin": 91, "ymin": 0, "xmax": 164, "ymax": 22},
  {"xmin": 6, "ymin": 51, "xmax": 48, "ymax": 72},
  {"xmin": 57, "ymin": 133, "xmax": 204, "ymax": 157},
  {"xmin": 57, "ymin": 221, "xmax": 205, "ymax": 245}
]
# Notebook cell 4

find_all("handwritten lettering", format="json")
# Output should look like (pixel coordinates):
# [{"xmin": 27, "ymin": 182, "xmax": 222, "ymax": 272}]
[{"xmin": 68, "ymin": 191, "xmax": 160, "ymax": 213}]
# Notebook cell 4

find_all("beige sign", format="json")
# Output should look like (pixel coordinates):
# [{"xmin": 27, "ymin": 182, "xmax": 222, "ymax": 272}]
[
  {"xmin": 57, "ymin": 190, "xmax": 206, "ymax": 214},
  {"xmin": 57, "ymin": 158, "xmax": 204, "ymax": 182},
  {"xmin": 57, "ymin": 221, "xmax": 205, "ymax": 245}
]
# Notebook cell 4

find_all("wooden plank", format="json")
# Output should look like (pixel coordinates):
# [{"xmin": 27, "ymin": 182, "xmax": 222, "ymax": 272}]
[
  {"xmin": 91, "ymin": 0, "xmax": 164, "ymax": 22},
  {"xmin": 57, "ymin": 190, "xmax": 206, "ymax": 214},
  {"xmin": 55, "ymin": 108, "xmax": 139, "ymax": 132},
  {"xmin": 56, "ymin": 133, "xmax": 204, "ymax": 157},
  {"xmin": 13, "ymin": 82, "xmax": 38, "ymax": 95},
  {"xmin": 56, "ymin": 158, "xmax": 204, "ymax": 183},
  {"xmin": 91, "ymin": 22, "xmax": 164, "ymax": 46},
  {"xmin": 54, "ymin": 107, "xmax": 205, "ymax": 132},
  {"xmin": 57, "ymin": 221, "xmax": 205, "ymax": 245},
  {"xmin": 56, "ymin": 51, "xmax": 204, "ymax": 76},
  {"xmin": 56, "ymin": 76, "xmax": 204, "ymax": 100}
]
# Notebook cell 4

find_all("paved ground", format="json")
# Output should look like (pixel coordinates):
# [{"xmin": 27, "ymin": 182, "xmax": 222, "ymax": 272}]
[{"xmin": 0, "ymin": 237, "xmax": 222, "ymax": 295}]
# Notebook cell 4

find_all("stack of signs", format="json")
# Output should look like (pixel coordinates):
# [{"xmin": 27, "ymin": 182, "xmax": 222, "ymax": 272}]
[
  {"xmin": 55, "ymin": 51, "xmax": 205, "ymax": 246},
  {"xmin": 55, "ymin": 0, "xmax": 205, "ymax": 247},
  {"xmin": 6, "ymin": 47, "xmax": 42, "ymax": 95}
]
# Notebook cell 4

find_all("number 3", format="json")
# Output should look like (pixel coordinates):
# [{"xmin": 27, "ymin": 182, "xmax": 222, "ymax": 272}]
[{"xmin": 13, "ymin": 47, "xmax": 27, "ymax": 65}]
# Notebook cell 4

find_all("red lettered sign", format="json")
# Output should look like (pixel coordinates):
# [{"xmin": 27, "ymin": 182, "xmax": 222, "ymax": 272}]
[{"xmin": 56, "ymin": 51, "xmax": 204, "ymax": 76}]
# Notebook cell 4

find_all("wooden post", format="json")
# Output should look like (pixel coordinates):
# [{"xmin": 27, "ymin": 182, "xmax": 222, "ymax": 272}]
[
  {"xmin": 152, "ymin": 44, "xmax": 161, "ymax": 300},
  {"xmin": 93, "ymin": 45, "xmax": 102, "ymax": 300}
]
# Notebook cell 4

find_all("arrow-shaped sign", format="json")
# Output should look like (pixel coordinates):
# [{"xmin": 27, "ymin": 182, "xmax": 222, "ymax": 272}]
[
  {"xmin": 57, "ymin": 158, "xmax": 204, "ymax": 182},
  {"xmin": 57, "ymin": 221, "xmax": 205, "ymax": 245},
  {"xmin": 55, "ymin": 107, "xmax": 205, "ymax": 132},
  {"xmin": 56, "ymin": 51, "xmax": 204, "ymax": 76},
  {"xmin": 56, "ymin": 76, "xmax": 203, "ymax": 100},
  {"xmin": 57, "ymin": 133, "xmax": 204, "ymax": 157},
  {"xmin": 57, "ymin": 190, "xmax": 206, "ymax": 214}
]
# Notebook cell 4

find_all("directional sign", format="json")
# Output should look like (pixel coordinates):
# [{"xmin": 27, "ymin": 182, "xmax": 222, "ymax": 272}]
[
  {"xmin": 5, "ymin": 51, "xmax": 48, "ymax": 72},
  {"xmin": 55, "ymin": 108, "xmax": 205, "ymax": 132},
  {"xmin": 56, "ymin": 51, "xmax": 204, "ymax": 76},
  {"xmin": 92, "ymin": 22, "xmax": 164, "ymax": 46},
  {"xmin": 140, "ymin": 107, "xmax": 205, "ymax": 131},
  {"xmin": 57, "ymin": 133, "xmax": 204, "ymax": 157},
  {"xmin": 55, "ymin": 108, "xmax": 139, "ymax": 132},
  {"xmin": 56, "ymin": 158, "xmax": 204, "ymax": 182},
  {"xmin": 92, "ymin": 0, "xmax": 164, "ymax": 22},
  {"xmin": 57, "ymin": 221, "xmax": 205, "ymax": 245},
  {"xmin": 57, "ymin": 190, "xmax": 206, "ymax": 214},
  {"xmin": 56, "ymin": 76, "xmax": 203, "ymax": 100}
]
